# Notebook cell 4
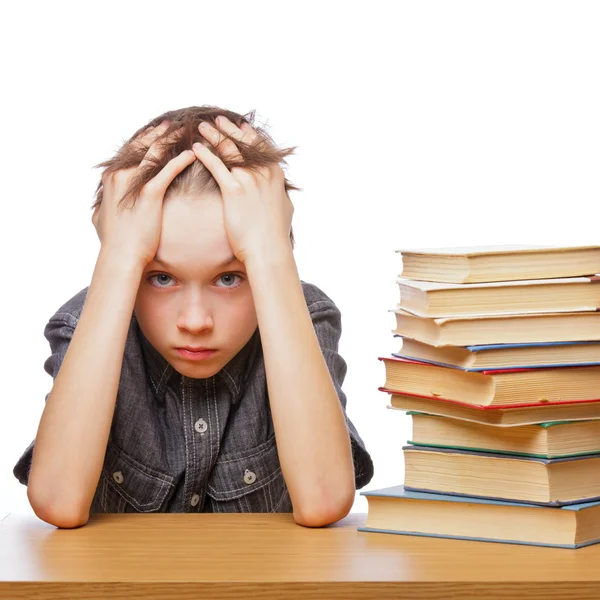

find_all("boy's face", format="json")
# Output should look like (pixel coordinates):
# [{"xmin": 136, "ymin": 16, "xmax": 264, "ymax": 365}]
[{"xmin": 134, "ymin": 192, "xmax": 258, "ymax": 379}]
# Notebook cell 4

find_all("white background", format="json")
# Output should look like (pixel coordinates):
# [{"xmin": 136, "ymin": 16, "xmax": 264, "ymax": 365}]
[{"xmin": 2, "ymin": 0, "xmax": 599, "ymax": 521}]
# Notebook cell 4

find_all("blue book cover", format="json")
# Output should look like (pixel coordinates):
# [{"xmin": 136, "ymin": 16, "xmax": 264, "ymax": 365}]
[
  {"xmin": 392, "ymin": 338, "xmax": 600, "ymax": 371},
  {"xmin": 358, "ymin": 485, "xmax": 600, "ymax": 549}
]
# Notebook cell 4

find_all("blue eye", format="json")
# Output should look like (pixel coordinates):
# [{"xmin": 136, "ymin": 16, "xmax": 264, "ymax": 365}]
[
  {"xmin": 216, "ymin": 273, "xmax": 243, "ymax": 289},
  {"xmin": 148, "ymin": 274, "xmax": 175, "ymax": 288},
  {"xmin": 147, "ymin": 273, "xmax": 244, "ymax": 289}
]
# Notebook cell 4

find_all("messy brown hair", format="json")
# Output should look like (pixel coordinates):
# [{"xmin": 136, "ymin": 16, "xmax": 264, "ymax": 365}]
[{"xmin": 91, "ymin": 105, "xmax": 301, "ymax": 248}]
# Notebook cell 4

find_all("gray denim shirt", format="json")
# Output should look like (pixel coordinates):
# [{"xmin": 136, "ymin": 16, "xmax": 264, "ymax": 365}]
[{"xmin": 13, "ymin": 280, "xmax": 374, "ymax": 513}]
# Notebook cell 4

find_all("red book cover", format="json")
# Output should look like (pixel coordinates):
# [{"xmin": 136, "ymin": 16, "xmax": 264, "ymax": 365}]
[{"xmin": 378, "ymin": 386, "xmax": 600, "ymax": 410}]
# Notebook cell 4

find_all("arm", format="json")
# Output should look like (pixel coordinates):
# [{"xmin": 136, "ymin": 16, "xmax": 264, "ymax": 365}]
[
  {"xmin": 245, "ymin": 243, "xmax": 356, "ymax": 528},
  {"xmin": 27, "ymin": 248, "xmax": 145, "ymax": 528},
  {"xmin": 28, "ymin": 122, "xmax": 194, "ymax": 528},
  {"xmin": 190, "ymin": 117, "xmax": 357, "ymax": 527}
]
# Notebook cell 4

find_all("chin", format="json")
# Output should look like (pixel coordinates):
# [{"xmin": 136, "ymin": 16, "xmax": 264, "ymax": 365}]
[{"xmin": 173, "ymin": 358, "xmax": 223, "ymax": 379}]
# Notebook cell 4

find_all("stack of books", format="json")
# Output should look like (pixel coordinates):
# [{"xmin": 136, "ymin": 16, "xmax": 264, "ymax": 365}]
[{"xmin": 359, "ymin": 244, "xmax": 600, "ymax": 548}]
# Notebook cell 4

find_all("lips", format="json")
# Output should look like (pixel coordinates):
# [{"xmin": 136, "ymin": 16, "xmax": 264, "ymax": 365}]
[
  {"xmin": 178, "ymin": 347, "xmax": 214, "ymax": 352},
  {"xmin": 176, "ymin": 347, "xmax": 217, "ymax": 361}
]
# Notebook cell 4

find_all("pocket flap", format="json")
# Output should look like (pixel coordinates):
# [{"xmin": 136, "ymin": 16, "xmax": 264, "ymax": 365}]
[
  {"xmin": 206, "ymin": 435, "xmax": 282, "ymax": 501},
  {"xmin": 102, "ymin": 442, "xmax": 175, "ymax": 512}
]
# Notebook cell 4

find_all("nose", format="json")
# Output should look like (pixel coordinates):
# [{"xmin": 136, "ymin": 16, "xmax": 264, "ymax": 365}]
[{"xmin": 176, "ymin": 289, "xmax": 214, "ymax": 333}]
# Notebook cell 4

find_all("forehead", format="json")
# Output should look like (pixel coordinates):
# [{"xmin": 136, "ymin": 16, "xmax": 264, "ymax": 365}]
[{"xmin": 157, "ymin": 194, "xmax": 233, "ymax": 264}]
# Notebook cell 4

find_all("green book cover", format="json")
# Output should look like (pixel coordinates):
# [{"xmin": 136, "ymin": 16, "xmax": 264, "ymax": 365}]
[
  {"xmin": 405, "ymin": 440, "xmax": 600, "ymax": 459},
  {"xmin": 406, "ymin": 410, "xmax": 592, "ymax": 427}
]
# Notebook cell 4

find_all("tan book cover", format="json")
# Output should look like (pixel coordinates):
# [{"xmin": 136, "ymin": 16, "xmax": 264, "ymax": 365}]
[
  {"xmin": 397, "ymin": 275, "xmax": 600, "ymax": 317},
  {"xmin": 397, "ymin": 244, "xmax": 600, "ymax": 284}
]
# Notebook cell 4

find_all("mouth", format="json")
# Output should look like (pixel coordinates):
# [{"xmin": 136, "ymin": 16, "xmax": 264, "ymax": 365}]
[
  {"xmin": 178, "ymin": 347, "xmax": 215, "ymax": 352},
  {"xmin": 175, "ymin": 347, "xmax": 218, "ymax": 361}
]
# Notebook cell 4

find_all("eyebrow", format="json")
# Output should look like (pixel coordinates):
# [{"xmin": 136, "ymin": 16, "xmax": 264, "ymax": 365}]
[{"xmin": 152, "ymin": 253, "xmax": 241, "ymax": 271}]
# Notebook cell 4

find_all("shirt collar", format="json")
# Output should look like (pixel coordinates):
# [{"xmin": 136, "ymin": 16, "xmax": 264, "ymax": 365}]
[{"xmin": 134, "ymin": 313, "xmax": 260, "ymax": 404}]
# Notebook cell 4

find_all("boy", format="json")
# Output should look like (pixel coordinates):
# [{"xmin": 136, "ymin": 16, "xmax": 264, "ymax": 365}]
[{"xmin": 13, "ymin": 106, "xmax": 374, "ymax": 528}]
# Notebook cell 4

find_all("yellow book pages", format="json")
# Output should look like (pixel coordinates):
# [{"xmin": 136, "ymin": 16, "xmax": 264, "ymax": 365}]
[
  {"xmin": 396, "ymin": 244, "xmax": 600, "ymax": 257},
  {"xmin": 402, "ymin": 446, "xmax": 600, "ymax": 504},
  {"xmin": 386, "ymin": 395, "xmax": 600, "ymax": 426},
  {"xmin": 380, "ymin": 356, "xmax": 600, "ymax": 406},
  {"xmin": 391, "ymin": 308, "xmax": 600, "ymax": 346},
  {"xmin": 409, "ymin": 413, "xmax": 600, "ymax": 458},
  {"xmin": 397, "ymin": 276, "xmax": 597, "ymax": 290},
  {"xmin": 396, "ymin": 276, "xmax": 600, "ymax": 317}
]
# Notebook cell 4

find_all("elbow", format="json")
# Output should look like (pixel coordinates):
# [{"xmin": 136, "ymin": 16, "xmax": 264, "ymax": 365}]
[
  {"xmin": 31, "ymin": 501, "xmax": 90, "ymax": 529},
  {"xmin": 27, "ymin": 486, "xmax": 90, "ymax": 529},
  {"xmin": 293, "ymin": 487, "xmax": 355, "ymax": 528}
]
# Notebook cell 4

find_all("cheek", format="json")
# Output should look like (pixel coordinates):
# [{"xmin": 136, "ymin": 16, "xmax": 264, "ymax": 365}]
[
  {"xmin": 225, "ymin": 295, "xmax": 258, "ymax": 331},
  {"xmin": 134, "ymin": 292, "xmax": 169, "ymax": 330}
]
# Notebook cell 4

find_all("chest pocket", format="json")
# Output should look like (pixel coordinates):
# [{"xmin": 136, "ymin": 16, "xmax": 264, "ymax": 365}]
[
  {"xmin": 91, "ymin": 441, "xmax": 176, "ymax": 513},
  {"xmin": 205, "ymin": 434, "xmax": 292, "ymax": 513}
]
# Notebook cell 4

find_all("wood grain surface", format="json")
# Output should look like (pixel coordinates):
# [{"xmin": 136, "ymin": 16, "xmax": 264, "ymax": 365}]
[{"xmin": 1, "ymin": 511, "xmax": 600, "ymax": 599}]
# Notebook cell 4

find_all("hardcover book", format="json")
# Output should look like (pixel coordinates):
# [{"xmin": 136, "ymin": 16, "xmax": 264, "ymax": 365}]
[{"xmin": 359, "ymin": 484, "xmax": 600, "ymax": 548}]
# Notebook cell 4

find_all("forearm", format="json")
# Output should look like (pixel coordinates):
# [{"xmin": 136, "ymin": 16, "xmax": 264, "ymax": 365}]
[
  {"xmin": 245, "ymin": 244, "xmax": 355, "ymax": 527},
  {"xmin": 28, "ymin": 247, "xmax": 145, "ymax": 527}
]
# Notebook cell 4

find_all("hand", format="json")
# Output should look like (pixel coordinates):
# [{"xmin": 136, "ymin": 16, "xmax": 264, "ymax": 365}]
[
  {"xmin": 192, "ymin": 117, "xmax": 294, "ymax": 265},
  {"xmin": 92, "ymin": 120, "xmax": 196, "ymax": 266}
]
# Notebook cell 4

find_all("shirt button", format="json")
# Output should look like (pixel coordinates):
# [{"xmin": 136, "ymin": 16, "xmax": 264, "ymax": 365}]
[
  {"xmin": 194, "ymin": 418, "xmax": 208, "ymax": 434},
  {"xmin": 113, "ymin": 471, "xmax": 124, "ymax": 484},
  {"xmin": 244, "ymin": 469, "xmax": 257, "ymax": 485},
  {"xmin": 190, "ymin": 493, "xmax": 200, "ymax": 507}
]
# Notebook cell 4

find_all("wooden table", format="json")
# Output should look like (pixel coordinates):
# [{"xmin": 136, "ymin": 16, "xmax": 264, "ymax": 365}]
[{"xmin": 2, "ymin": 511, "xmax": 600, "ymax": 599}]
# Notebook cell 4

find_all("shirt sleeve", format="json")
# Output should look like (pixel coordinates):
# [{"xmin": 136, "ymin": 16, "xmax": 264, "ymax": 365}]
[
  {"xmin": 308, "ymin": 300, "xmax": 374, "ymax": 489},
  {"xmin": 13, "ymin": 314, "xmax": 76, "ymax": 486}
]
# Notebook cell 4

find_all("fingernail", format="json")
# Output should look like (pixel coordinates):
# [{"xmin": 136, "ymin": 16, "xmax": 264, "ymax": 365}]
[{"xmin": 193, "ymin": 142, "xmax": 202, "ymax": 151}]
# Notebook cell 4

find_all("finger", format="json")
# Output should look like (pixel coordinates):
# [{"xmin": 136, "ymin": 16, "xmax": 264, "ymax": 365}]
[
  {"xmin": 146, "ymin": 149, "xmax": 197, "ymax": 197},
  {"xmin": 138, "ymin": 125, "xmax": 185, "ymax": 169},
  {"xmin": 139, "ymin": 121, "xmax": 170, "ymax": 144},
  {"xmin": 192, "ymin": 142, "xmax": 238, "ymax": 192},
  {"xmin": 216, "ymin": 116, "xmax": 259, "ymax": 145},
  {"xmin": 198, "ymin": 122, "xmax": 242, "ymax": 159},
  {"xmin": 131, "ymin": 120, "xmax": 171, "ymax": 150}
]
